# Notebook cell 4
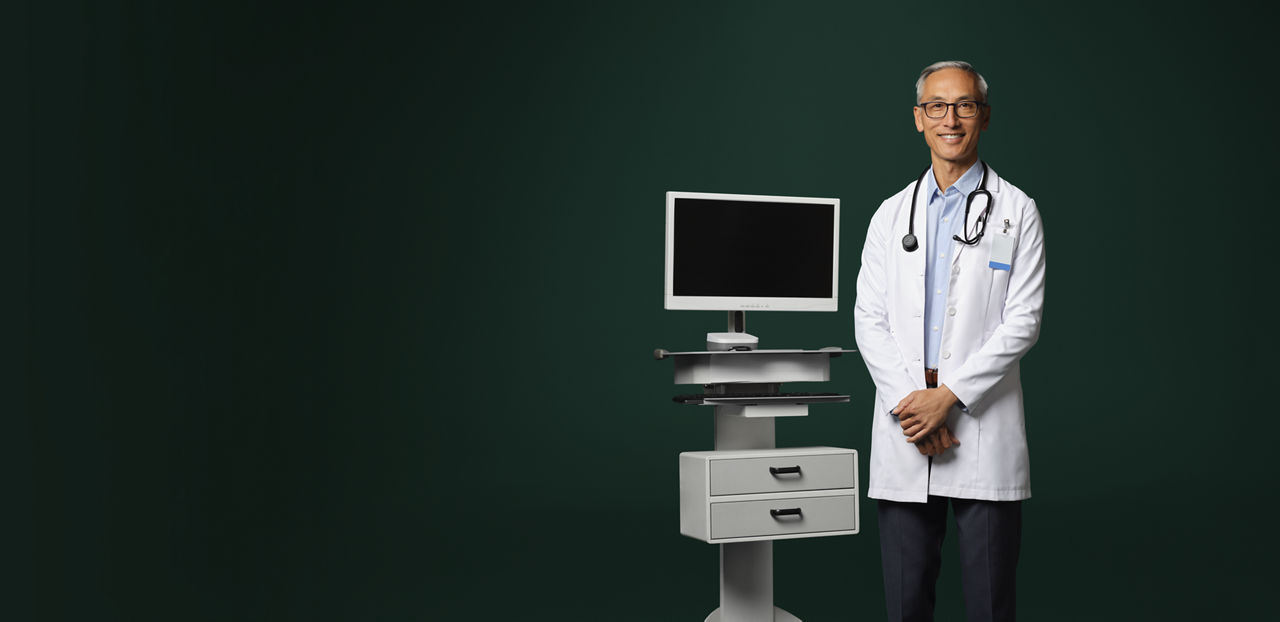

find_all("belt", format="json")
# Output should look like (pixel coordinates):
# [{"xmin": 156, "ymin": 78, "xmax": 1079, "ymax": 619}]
[{"xmin": 925, "ymin": 368, "xmax": 938, "ymax": 388}]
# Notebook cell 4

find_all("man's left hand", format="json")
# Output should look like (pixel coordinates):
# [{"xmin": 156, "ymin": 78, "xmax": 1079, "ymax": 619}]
[
  {"xmin": 893, "ymin": 384, "xmax": 960, "ymax": 444},
  {"xmin": 915, "ymin": 425, "xmax": 960, "ymax": 456}
]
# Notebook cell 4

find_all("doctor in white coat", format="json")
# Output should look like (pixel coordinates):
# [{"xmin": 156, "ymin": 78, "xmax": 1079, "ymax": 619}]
[{"xmin": 854, "ymin": 61, "xmax": 1046, "ymax": 622}]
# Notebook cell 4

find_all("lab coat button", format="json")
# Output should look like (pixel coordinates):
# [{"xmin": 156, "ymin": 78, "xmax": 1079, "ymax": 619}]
[
  {"xmin": 942, "ymin": 351, "xmax": 951, "ymax": 360},
  {"xmin": 953, "ymin": 266, "xmax": 960, "ymax": 275},
  {"xmin": 948, "ymin": 307, "xmax": 956, "ymax": 316}
]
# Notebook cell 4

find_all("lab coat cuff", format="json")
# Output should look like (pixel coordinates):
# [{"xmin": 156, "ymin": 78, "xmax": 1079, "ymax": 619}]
[{"xmin": 946, "ymin": 383, "xmax": 980, "ymax": 414}]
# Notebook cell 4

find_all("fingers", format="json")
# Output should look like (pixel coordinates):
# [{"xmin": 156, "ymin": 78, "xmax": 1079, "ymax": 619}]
[
  {"xmin": 907, "ymin": 421, "xmax": 938, "ymax": 444},
  {"xmin": 942, "ymin": 426, "xmax": 960, "ymax": 446},
  {"xmin": 928, "ymin": 435, "xmax": 944, "ymax": 456},
  {"xmin": 915, "ymin": 428, "xmax": 961, "ymax": 457},
  {"xmin": 899, "ymin": 413, "xmax": 926, "ymax": 432},
  {"xmin": 917, "ymin": 434, "xmax": 938, "ymax": 456},
  {"xmin": 892, "ymin": 390, "xmax": 925, "ymax": 415},
  {"xmin": 901, "ymin": 420, "xmax": 927, "ymax": 439},
  {"xmin": 937, "ymin": 428, "xmax": 952, "ymax": 450}
]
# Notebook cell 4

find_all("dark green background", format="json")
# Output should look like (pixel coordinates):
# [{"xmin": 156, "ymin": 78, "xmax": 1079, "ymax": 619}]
[{"xmin": 21, "ymin": 1, "xmax": 1277, "ymax": 619}]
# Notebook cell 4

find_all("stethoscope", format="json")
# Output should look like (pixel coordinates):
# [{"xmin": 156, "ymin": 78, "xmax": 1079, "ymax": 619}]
[{"xmin": 902, "ymin": 161, "xmax": 992, "ymax": 252}]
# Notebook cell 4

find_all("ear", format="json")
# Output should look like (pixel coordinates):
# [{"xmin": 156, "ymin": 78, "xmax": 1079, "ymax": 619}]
[
  {"xmin": 913, "ymin": 106, "xmax": 924, "ymax": 133},
  {"xmin": 980, "ymin": 106, "xmax": 990, "ymax": 131}
]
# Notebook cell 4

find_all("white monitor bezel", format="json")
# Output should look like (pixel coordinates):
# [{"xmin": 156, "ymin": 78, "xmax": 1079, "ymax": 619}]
[{"xmin": 664, "ymin": 190, "xmax": 840, "ymax": 312}]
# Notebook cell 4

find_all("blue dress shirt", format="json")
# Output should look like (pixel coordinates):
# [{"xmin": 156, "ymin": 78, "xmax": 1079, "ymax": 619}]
[{"xmin": 924, "ymin": 161, "xmax": 985, "ymax": 370}]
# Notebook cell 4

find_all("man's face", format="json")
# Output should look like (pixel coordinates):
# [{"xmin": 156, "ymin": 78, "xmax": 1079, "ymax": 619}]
[{"xmin": 913, "ymin": 68, "xmax": 989, "ymax": 167}]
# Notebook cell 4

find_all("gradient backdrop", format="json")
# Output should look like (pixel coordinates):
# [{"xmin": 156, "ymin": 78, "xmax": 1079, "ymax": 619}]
[{"xmin": 21, "ymin": 1, "xmax": 1276, "ymax": 620}]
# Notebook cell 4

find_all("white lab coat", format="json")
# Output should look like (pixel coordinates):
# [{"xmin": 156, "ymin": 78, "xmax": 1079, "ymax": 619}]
[{"xmin": 854, "ymin": 165, "xmax": 1046, "ymax": 503}]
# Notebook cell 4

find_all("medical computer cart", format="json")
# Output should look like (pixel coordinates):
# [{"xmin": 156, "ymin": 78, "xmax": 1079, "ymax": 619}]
[{"xmin": 656, "ymin": 314, "xmax": 859, "ymax": 622}]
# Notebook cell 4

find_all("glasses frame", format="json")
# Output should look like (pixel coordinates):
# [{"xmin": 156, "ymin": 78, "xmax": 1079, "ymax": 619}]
[{"xmin": 916, "ymin": 100, "xmax": 988, "ymax": 119}]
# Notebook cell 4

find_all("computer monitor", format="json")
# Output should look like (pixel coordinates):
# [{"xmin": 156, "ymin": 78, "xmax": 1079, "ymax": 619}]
[{"xmin": 664, "ymin": 191, "xmax": 840, "ymax": 312}]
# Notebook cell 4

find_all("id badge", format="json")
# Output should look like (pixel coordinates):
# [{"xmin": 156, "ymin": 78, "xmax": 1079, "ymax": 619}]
[{"xmin": 989, "ymin": 221, "xmax": 1015, "ymax": 270}]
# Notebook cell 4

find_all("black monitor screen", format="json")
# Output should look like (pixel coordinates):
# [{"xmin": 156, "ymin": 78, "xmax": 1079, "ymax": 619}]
[{"xmin": 673, "ymin": 197, "xmax": 835, "ymax": 298}]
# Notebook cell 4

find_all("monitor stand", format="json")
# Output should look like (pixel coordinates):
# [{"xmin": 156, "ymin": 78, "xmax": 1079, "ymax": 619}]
[{"xmin": 707, "ymin": 311, "xmax": 759, "ymax": 351}]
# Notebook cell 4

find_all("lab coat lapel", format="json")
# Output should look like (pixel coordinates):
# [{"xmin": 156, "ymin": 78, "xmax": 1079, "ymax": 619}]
[{"xmin": 905, "ymin": 184, "xmax": 928, "ymax": 374}]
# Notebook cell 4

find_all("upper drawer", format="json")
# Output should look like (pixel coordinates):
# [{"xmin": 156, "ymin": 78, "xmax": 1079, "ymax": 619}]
[{"xmin": 710, "ymin": 452, "xmax": 855, "ymax": 496}]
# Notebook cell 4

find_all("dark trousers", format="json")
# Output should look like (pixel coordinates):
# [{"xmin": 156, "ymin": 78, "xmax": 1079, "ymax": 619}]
[{"xmin": 878, "ymin": 495, "xmax": 1022, "ymax": 622}]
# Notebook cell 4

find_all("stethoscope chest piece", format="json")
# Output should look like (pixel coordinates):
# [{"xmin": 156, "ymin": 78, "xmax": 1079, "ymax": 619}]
[{"xmin": 901, "ymin": 232, "xmax": 918, "ymax": 252}]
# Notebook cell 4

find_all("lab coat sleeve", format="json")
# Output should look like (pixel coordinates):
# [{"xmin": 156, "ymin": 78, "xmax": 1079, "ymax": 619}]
[
  {"xmin": 945, "ymin": 198, "xmax": 1046, "ymax": 411},
  {"xmin": 854, "ymin": 202, "xmax": 919, "ymax": 409}
]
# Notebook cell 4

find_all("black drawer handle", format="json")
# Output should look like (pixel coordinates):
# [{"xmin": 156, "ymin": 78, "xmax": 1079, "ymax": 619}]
[
  {"xmin": 769, "ymin": 465, "xmax": 802, "ymax": 476},
  {"xmin": 770, "ymin": 508, "xmax": 803, "ymax": 519}
]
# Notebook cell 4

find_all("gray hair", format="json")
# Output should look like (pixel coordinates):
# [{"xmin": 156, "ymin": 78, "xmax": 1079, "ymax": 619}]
[{"xmin": 915, "ymin": 61, "xmax": 989, "ymax": 103}]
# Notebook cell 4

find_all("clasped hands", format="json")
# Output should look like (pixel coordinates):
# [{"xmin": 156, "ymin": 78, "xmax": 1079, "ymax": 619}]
[{"xmin": 892, "ymin": 385, "xmax": 960, "ymax": 457}]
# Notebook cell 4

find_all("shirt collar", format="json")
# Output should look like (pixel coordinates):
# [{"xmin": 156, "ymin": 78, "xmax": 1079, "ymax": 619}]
[{"xmin": 926, "ymin": 160, "xmax": 985, "ymax": 199}]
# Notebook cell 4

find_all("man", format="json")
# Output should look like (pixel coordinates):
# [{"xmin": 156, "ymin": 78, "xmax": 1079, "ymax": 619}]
[{"xmin": 853, "ymin": 61, "xmax": 1047, "ymax": 622}]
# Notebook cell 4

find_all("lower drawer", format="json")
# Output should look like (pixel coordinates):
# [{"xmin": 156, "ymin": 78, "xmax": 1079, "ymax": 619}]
[{"xmin": 710, "ymin": 494, "xmax": 857, "ymax": 540}]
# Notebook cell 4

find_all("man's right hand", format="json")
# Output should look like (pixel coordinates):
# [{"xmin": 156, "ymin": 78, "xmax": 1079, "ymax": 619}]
[{"xmin": 915, "ymin": 426, "xmax": 960, "ymax": 457}]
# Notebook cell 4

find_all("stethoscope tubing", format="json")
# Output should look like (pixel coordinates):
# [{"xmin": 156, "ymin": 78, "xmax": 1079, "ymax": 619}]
[{"xmin": 902, "ymin": 161, "xmax": 992, "ymax": 252}]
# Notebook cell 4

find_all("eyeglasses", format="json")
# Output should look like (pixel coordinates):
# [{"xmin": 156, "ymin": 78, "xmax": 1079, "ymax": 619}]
[{"xmin": 917, "ymin": 100, "xmax": 987, "ymax": 119}]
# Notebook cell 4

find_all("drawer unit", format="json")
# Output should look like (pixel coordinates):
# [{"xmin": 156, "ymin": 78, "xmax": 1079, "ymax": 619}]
[{"xmin": 680, "ymin": 447, "xmax": 859, "ymax": 543}]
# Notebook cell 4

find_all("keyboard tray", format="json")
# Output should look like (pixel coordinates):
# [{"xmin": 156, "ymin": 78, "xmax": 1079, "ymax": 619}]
[{"xmin": 673, "ymin": 392, "xmax": 850, "ymax": 406}]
